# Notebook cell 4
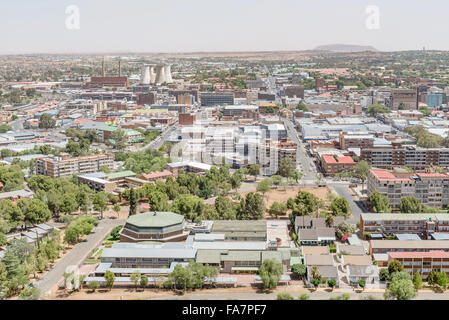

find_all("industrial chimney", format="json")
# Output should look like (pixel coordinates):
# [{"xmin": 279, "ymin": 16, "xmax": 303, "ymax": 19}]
[
  {"xmin": 102, "ymin": 57, "xmax": 105, "ymax": 77},
  {"xmin": 118, "ymin": 59, "xmax": 122, "ymax": 77}
]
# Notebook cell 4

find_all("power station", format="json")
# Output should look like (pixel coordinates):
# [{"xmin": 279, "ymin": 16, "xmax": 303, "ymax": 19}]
[{"xmin": 141, "ymin": 65, "xmax": 173, "ymax": 84}]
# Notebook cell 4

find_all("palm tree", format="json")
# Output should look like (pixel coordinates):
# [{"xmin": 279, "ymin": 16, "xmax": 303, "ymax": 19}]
[{"xmin": 325, "ymin": 215, "xmax": 334, "ymax": 228}]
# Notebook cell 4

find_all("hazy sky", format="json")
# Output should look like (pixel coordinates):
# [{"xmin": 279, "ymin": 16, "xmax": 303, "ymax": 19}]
[{"xmin": 0, "ymin": 0, "xmax": 448, "ymax": 54}]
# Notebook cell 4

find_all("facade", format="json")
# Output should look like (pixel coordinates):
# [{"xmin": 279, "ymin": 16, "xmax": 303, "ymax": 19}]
[
  {"xmin": 77, "ymin": 173, "xmax": 117, "ymax": 192},
  {"xmin": 387, "ymin": 251, "xmax": 449, "ymax": 277},
  {"xmin": 119, "ymin": 212, "xmax": 189, "ymax": 243},
  {"xmin": 391, "ymin": 88, "xmax": 418, "ymax": 110},
  {"xmin": 369, "ymin": 240, "xmax": 449, "ymax": 256},
  {"xmin": 360, "ymin": 213, "xmax": 449, "ymax": 239},
  {"xmin": 339, "ymin": 132, "xmax": 374, "ymax": 150},
  {"xmin": 36, "ymin": 154, "xmax": 114, "ymax": 178},
  {"xmin": 361, "ymin": 146, "xmax": 449, "ymax": 170},
  {"xmin": 367, "ymin": 169, "xmax": 449, "ymax": 210},
  {"xmin": 200, "ymin": 92, "xmax": 235, "ymax": 106},
  {"xmin": 89, "ymin": 77, "xmax": 129, "ymax": 88},
  {"xmin": 321, "ymin": 155, "xmax": 355, "ymax": 176}
]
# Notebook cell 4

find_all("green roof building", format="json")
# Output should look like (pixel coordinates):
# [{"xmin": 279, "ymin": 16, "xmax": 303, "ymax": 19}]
[{"xmin": 120, "ymin": 211, "xmax": 189, "ymax": 243}]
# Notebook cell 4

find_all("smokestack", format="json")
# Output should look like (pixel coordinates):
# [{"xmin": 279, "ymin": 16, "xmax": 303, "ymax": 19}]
[
  {"xmin": 102, "ymin": 57, "xmax": 105, "ymax": 77},
  {"xmin": 118, "ymin": 59, "xmax": 122, "ymax": 77}
]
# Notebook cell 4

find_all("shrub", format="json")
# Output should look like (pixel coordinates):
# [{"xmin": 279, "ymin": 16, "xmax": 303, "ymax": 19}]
[
  {"xmin": 88, "ymin": 281, "xmax": 100, "ymax": 292},
  {"xmin": 298, "ymin": 294, "xmax": 310, "ymax": 300},
  {"xmin": 277, "ymin": 293, "xmax": 294, "ymax": 300}
]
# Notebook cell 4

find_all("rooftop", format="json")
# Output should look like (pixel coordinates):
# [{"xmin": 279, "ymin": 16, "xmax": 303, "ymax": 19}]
[{"xmin": 125, "ymin": 212, "xmax": 185, "ymax": 228}]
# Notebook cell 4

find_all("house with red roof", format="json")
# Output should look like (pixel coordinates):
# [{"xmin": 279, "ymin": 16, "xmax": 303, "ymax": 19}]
[{"xmin": 321, "ymin": 154, "xmax": 355, "ymax": 176}]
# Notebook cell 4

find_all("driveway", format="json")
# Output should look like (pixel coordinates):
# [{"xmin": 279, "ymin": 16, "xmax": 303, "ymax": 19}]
[{"xmin": 36, "ymin": 219, "xmax": 124, "ymax": 298}]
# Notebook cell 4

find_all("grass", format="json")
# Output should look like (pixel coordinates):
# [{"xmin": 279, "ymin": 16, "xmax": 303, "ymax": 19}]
[{"xmin": 85, "ymin": 259, "xmax": 100, "ymax": 264}]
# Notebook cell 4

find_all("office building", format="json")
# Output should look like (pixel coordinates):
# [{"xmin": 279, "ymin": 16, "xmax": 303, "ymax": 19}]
[{"xmin": 200, "ymin": 92, "xmax": 235, "ymax": 106}]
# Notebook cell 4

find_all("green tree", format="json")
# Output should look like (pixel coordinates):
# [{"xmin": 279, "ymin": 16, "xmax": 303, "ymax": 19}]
[
  {"xmin": 291, "ymin": 264, "xmax": 307, "ymax": 279},
  {"xmin": 437, "ymin": 271, "xmax": 449, "ymax": 291},
  {"xmin": 399, "ymin": 197, "xmax": 422, "ymax": 213},
  {"xmin": 388, "ymin": 260, "xmax": 404, "ymax": 275},
  {"xmin": 258, "ymin": 259, "xmax": 283, "ymax": 290},
  {"xmin": 413, "ymin": 271, "xmax": 422, "ymax": 290},
  {"xmin": 113, "ymin": 203, "xmax": 121, "ymax": 218},
  {"xmin": 366, "ymin": 104, "xmax": 391, "ymax": 116},
  {"xmin": 279, "ymin": 158, "xmax": 294, "ymax": 177},
  {"xmin": 129, "ymin": 188, "xmax": 137, "ymax": 216},
  {"xmin": 104, "ymin": 270, "xmax": 115, "ymax": 290},
  {"xmin": 88, "ymin": 281, "xmax": 100, "ymax": 292},
  {"xmin": 110, "ymin": 129, "xmax": 127, "ymax": 150},
  {"xmin": 354, "ymin": 160, "xmax": 370, "ymax": 188},
  {"xmin": 335, "ymin": 222, "xmax": 355, "ymax": 239},
  {"xmin": 327, "ymin": 279, "xmax": 337, "ymax": 290},
  {"xmin": 39, "ymin": 114, "xmax": 56, "ymax": 129},
  {"xmin": 296, "ymin": 102, "xmax": 308, "ymax": 112},
  {"xmin": 358, "ymin": 279, "xmax": 366, "ymax": 290},
  {"xmin": 130, "ymin": 271, "xmax": 141, "ymax": 290},
  {"xmin": 369, "ymin": 191, "xmax": 392, "ymax": 213},
  {"xmin": 19, "ymin": 287, "xmax": 40, "ymax": 300},
  {"xmin": 268, "ymin": 202, "xmax": 287, "ymax": 218},
  {"xmin": 330, "ymin": 197, "xmax": 351, "ymax": 218},
  {"xmin": 147, "ymin": 190, "xmax": 171, "ymax": 211},
  {"xmin": 310, "ymin": 278, "xmax": 320, "ymax": 290},
  {"xmin": 248, "ymin": 164, "xmax": 260, "ymax": 181},
  {"xmin": 140, "ymin": 274, "xmax": 149, "ymax": 289},
  {"xmin": 17, "ymin": 198, "xmax": 51, "ymax": 225},
  {"xmin": 257, "ymin": 178, "xmax": 272, "ymax": 198},
  {"xmin": 93, "ymin": 191, "xmax": 108, "ymax": 218},
  {"xmin": 237, "ymin": 192, "xmax": 266, "ymax": 220},
  {"xmin": 289, "ymin": 191, "xmax": 319, "ymax": 217},
  {"xmin": 384, "ymin": 278, "xmax": 416, "ymax": 300},
  {"xmin": 290, "ymin": 170, "xmax": 303, "ymax": 184}
]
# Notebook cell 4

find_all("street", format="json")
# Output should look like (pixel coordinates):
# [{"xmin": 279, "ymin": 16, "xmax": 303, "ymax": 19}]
[{"xmin": 35, "ymin": 219, "xmax": 124, "ymax": 298}]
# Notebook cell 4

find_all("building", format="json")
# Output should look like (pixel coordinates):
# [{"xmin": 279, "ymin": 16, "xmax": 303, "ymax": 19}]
[
  {"xmin": 321, "ymin": 155, "xmax": 356, "ymax": 176},
  {"xmin": 179, "ymin": 113, "xmax": 196, "ymax": 126},
  {"xmin": 89, "ymin": 77, "xmax": 129, "ymax": 88},
  {"xmin": 211, "ymin": 220, "xmax": 267, "ymax": 241},
  {"xmin": 77, "ymin": 173, "xmax": 117, "ymax": 193},
  {"xmin": 137, "ymin": 92, "xmax": 157, "ymax": 105},
  {"xmin": 282, "ymin": 85, "xmax": 305, "ymax": 99},
  {"xmin": 119, "ymin": 212, "xmax": 190, "ymax": 243},
  {"xmin": 391, "ymin": 88, "xmax": 418, "ymax": 110},
  {"xmin": 200, "ymin": 92, "xmax": 234, "ymax": 106},
  {"xmin": 0, "ymin": 189, "xmax": 34, "ymax": 203},
  {"xmin": 297, "ymin": 228, "xmax": 336, "ymax": 246},
  {"xmin": 361, "ymin": 146, "xmax": 449, "ymax": 170},
  {"xmin": 339, "ymin": 132, "xmax": 374, "ymax": 150},
  {"xmin": 36, "ymin": 154, "xmax": 114, "ymax": 178},
  {"xmin": 360, "ymin": 213, "xmax": 449, "ymax": 239},
  {"xmin": 387, "ymin": 251, "xmax": 449, "ymax": 277},
  {"xmin": 367, "ymin": 169, "xmax": 449, "ymax": 210},
  {"xmin": 167, "ymin": 161, "xmax": 212, "ymax": 176}
]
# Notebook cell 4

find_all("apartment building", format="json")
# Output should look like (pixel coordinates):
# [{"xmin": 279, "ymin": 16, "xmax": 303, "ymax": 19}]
[
  {"xmin": 387, "ymin": 251, "xmax": 449, "ymax": 276},
  {"xmin": 339, "ymin": 132, "xmax": 374, "ymax": 150},
  {"xmin": 367, "ymin": 169, "xmax": 449, "ymax": 210},
  {"xmin": 200, "ymin": 92, "xmax": 234, "ymax": 106},
  {"xmin": 391, "ymin": 88, "xmax": 418, "ymax": 110},
  {"xmin": 321, "ymin": 155, "xmax": 356, "ymax": 176},
  {"xmin": 369, "ymin": 240, "xmax": 449, "ymax": 256},
  {"xmin": 360, "ymin": 213, "xmax": 449, "ymax": 239},
  {"xmin": 36, "ymin": 153, "xmax": 114, "ymax": 178},
  {"xmin": 361, "ymin": 146, "xmax": 449, "ymax": 170}
]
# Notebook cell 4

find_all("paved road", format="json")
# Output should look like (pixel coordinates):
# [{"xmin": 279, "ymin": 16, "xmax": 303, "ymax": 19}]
[
  {"xmin": 36, "ymin": 219, "xmax": 124, "ymax": 298},
  {"xmin": 146, "ymin": 124, "xmax": 178, "ymax": 151},
  {"xmin": 329, "ymin": 183, "xmax": 366, "ymax": 223}
]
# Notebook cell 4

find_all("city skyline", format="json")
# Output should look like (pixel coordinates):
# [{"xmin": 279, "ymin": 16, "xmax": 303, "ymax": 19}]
[{"xmin": 1, "ymin": 0, "xmax": 448, "ymax": 54}]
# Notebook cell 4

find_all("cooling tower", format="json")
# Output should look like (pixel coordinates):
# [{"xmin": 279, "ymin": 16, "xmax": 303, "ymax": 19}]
[
  {"xmin": 149, "ymin": 66, "xmax": 157, "ymax": 84},
  {"xmin": 155, "ymin": 65, "xmax": 166, "ymax": 84},
  {"xmin": 141, "ymin": 65, "xmax": 151, "ymax": 84},
  {"xmin": 164, "ymin": 65, "xmax": 173, "ymax": 83}
]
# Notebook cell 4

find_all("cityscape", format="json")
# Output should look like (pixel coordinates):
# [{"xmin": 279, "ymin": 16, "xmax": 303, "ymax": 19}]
[{"xmin": 2, "ymin": 1, "xmax": 449, "ymax": 305}]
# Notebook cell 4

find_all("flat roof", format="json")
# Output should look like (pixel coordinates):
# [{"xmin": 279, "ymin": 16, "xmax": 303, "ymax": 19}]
[
  {"xmin": 395, "ymin": 233, "xmax": 421, "ymax": 240},
  {"xmin": 125, "ymin": 211, "xmax": 184, "ymax": 228},
  {"xmin": 388, "ymin": 251, "xmax": 449, "ymax": 259},
  {"xmin": 370, "ymin": 240, "xmax": 449, "ymax": 249},
  {"xmin": 101, "ymin": 247, "xmax": 196, "ymax": 259},
  {"xmin": 193, "ymin": 241, "xmax": 266, "ymax": 251}
]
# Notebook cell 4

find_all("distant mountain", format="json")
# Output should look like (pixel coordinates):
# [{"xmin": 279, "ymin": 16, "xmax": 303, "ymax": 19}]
[{"xmin": 314, "ymin": 44, "xmax": 378, "ymax": 53}]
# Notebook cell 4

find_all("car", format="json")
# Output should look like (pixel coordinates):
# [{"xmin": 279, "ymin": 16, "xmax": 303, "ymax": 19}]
[{"xmin": 349, "ymin": 184, "xmax": 357, "ymax": 188}]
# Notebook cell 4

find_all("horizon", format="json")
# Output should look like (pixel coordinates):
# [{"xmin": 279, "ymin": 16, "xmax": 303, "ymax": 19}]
[{"xmin": 1, "ymin": 0, "xmax": 448, "ymax": 54}]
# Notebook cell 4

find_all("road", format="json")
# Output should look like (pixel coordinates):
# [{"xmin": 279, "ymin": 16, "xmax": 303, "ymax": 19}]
[
  {"xmin": 329, "ymin": 183, "xmax": 365, "ymax": 223},
  {"xmin": 35, "ymin": 219, "xmax": 124, "ymax": 298},
  {"xmin": 145, "ymin": 124, "xmax": 178, "ymax": 151}
]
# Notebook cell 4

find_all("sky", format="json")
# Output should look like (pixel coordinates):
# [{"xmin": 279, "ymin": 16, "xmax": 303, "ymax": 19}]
[{"xmin": 0, "ymin": 0, "xmax": 448, "ymax": 54}]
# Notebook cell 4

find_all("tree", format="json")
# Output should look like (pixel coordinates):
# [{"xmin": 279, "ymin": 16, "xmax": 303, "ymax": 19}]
[
  {"xmin": 419, "ymin": 106, "xmax": 431, "ymax": 116},
  {"xmin": 140, "ymin": 274, "xmax": 149, "ymax": 289},
  {"xmin": 172, "ymin": 194, "xmax": 204, "ymax": 221},
  {"xmin": 384, "ymin": 278, "xmax": 416, "ymax": 300},
  {"xmin": 258, "ymin": 259, "xmax": 283, "ymax": 290},
  {"xmin": 366, "ymin": 104, "xmax": 391, "ymax": 116},
  {"xmin": 330, "ymin": 197, "xmax": 351, "ymax": 218},
  {"xmin": 279, "ymin": 158, "xmax": 294, "ymax": 177},
  {"xmin": 379, "ymin": 268, "xmax": 390, "ymax": 281},
  {"xmin": 238, "ymin": 192, "xmax": 266, "ymax": 220},
  {"xmin": 296, "ymin": 102, "xmax": 308, "ymax": 112},
  {"xmin": 19, "ymin": 287, "xmax": 40, "ymax": 300},
  {"xmin": 277, "ymin": 292, "xmax": 294, "ymax": 300},
  {"xmin": 39, "ymin": 114, "xmax": 56, "ymax": 129},
  {"xmin": 327, "ymin": 279, "xmax": 337, "ymax": 290},
  {"xmin": 290, "ymin": 170, "xmax": 303, "ymax": 184},
  {"xmin": 271, "ymin": 175, "xmax": 282, "ymax": 187},
  {"xmin": 214, "ymin": 196, "xmax": 237, "ymax": 220},
  {"xmin": 358, "ymin": 279, "xmax": 366, "ymax": 290},
  {"xmin": 248, "ymin": 164, "xmax": 260, "ymax": 181},
  {"xmin": 427, "ymin": 270, "xmax": 439, "ymax": 287},
  {"xmin": 369, "ymin": 191, "xmax": 391, "ymax": 213},
  {"xmin": 437, "ymin": 271, "xmax": 449, "ymax": 291},
  {"xmin": 93, "ymin": 191, "xmax": 108, "ymax": 218},
  {"xmin": 354, "ymin": 160, "xmax": 370, "ymax": 188},
  {"xmin": 388, "ymin": 260, "xmax": 404, "ymax": 275},
  {"xmin": 289, "ymin": 191, "xmax": 319, "ymax": 217},
  {"xmin": 268, "ymin": 202, "xmax": 287, "ymax": 218},
  {"xmin": 59, "ymin": 194, "xmax": 79, "ymax": 215},
  {"xmin": 104, "ymin": 270, "xmax": 115, "ymax": 290},
  {"xmin": 17, "ymin": 198, "xmax": 51, "ymax": 225},
  {"xmin": 335, "ymin": 222, "xmax": 355, "ymax": 239},
  {"xmin": 88, "ymin": 281, "xmax": 100, "ymax": 292},
  {"xmin": 230, "ymin": 172, "xmax": 242, "ymax": 191},
  {"xmin": 413, "ymin": 271, "xmax": 422, "ymax": 290},
  {"xmin": 148, "ymin": 190, "xmax": 171, "ymax": 212},
  {"xmin": 399, "ymin": 197, "xmax": 422, "ymax": 213},
  {"xmin": 257, "ymin": 178, "xmax": 272, "ymax": 198},
  {"xmin": 310, "ymin": 278, "xmax": 320, "ymax": 290},
  {"xmin": 129, "ymin": 188, "xmax": 137, "ymax": 216},
  {"xmin": 110, "ymin": 129, "xmax": 127, "ymax": 150},
  {"xmin": 130, "ymin": 271, "xmax": 141, "ymax": 290},
  {"xmin": 291, "ymin": 264, "xmax": 306, "ymax": 279},
  {"xmin": 113, "ymin": 203, "xmax": 121, "ymax": 218}
]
